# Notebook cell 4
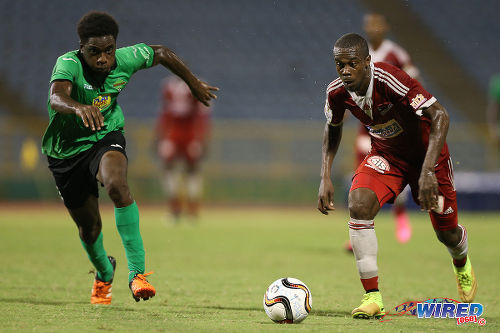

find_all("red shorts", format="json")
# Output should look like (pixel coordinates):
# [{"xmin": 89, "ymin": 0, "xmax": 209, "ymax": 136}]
[
  {"xmin": 157, "ymin": 118, "xmax": 209, "ymax": 165},
  {"xmin": 350, "ymin": 152, "xmax": 458, "ymax": 231},
  {"xmin": 158, "ymin": 135, "xmax": 204, "ymax": 165}
]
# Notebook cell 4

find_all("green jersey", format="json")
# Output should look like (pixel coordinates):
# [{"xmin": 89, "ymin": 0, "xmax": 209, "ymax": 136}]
[{"xmin": 41, "ymin": 43, "xmax": 154, "ymax": 159}]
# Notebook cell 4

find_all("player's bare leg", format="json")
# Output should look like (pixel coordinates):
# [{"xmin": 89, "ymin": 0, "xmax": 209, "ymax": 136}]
[
  {"xmin": 348, "ymin": 188, "xmax": 385, "ymax": 319},
  {"xmin": 186, "ymin": 162, "xmax": 202, "ymax": 220},
  {"xmin": 98, "ymin": 151, "xmax": 155, "ymax": 301},
  {"xmin": 98, "ymin": 151, "xmax": 133, "ymax": 207},
  {"xmin": 68, "ymin": 195, "xmax": 115, "ymax": 304},
  {"xmin": 158, "ymin": 139, "xmax": 182, "ymax": 220},
  {"xmin": 163, "ymin": 162, "xmax": 182, "ymax": 221},
  {"xmin": 68, "ymin": 195, "xmax": 102, "ymax": 244}
]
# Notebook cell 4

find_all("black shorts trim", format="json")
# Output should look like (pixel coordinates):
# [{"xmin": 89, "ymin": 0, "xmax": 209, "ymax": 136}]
[{"xmin": 47, "ymin": 131, "xmax": 127, "ymax": 209}]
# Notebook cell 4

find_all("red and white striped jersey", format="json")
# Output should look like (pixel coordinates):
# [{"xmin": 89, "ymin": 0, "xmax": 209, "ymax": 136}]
[
  {"xmin": 160, "ymin": 76, "xmax": 209, "ymax": 118},
  {"xmin": 324, "ymin": 62, "xmax": 449, "ymax": 165},
  {"xmin": 156, "ymin": 76, "xmax": 211, "ymax": 142},
  {"xmin": 370, "ymin": 39, "xmax": 419, "ymax": 79}
]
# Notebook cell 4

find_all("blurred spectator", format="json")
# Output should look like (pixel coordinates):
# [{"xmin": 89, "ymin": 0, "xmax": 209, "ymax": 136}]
[
  {"xmin": 487, "ymin": 74, "xmax": 500, "ymax": 146},
  {"xmin": 155, "ymin": 76, "xmax": 212, "ymax": 222},
  {"xmin": 364, "ymin": 13, "xmax": 420, "ymax": 79},
  {"xmin": 347, "ymin": 13, "xmax": 420, "ymax": 250}
]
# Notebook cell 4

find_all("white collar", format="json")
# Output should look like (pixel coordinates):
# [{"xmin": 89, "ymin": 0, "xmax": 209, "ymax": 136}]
[{"xmin": 347, "ymin": 62, "xmax": 374, "ymax": 119}]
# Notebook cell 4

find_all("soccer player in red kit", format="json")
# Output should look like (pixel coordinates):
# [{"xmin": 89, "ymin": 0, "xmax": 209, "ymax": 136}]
[
  {"xmin": 351, "ymin": 13, "xmax": 420, "ymax": 245},
  {"xmin": 156, "ymin": 76, "xmax": 211, "ymax": 220},
  {"xmin": 317, "ymin": 33, "xmax": 477, "ymax": 319},
  {"xmin": 364, "ymin": 13, "xmax": 419, "ymax": 78}
]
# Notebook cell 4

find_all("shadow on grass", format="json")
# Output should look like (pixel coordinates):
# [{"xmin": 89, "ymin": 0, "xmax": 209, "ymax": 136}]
[
  {"xmin": 311, "ymin": 309, "xmax": 351, "ymax": 318},
  {"xmin": 0, "ymin": 297, "xmax": 139, "ymax": 311},
  {"xmin": 192, "ymin": 305, "xmax": 350, "ymax": 318},
  {"xmin": 0, "ymin": 298, "xmax": 88, "ymax": 306},
  {"xmin": 192, "ymin": 305, "xmax": 262, "ymax": 312}
]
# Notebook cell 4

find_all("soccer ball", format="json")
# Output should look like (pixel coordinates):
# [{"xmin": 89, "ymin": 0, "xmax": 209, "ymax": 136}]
[{"xmin": 263, "ymin": 277, "xmax": 312, "ymax": 323}]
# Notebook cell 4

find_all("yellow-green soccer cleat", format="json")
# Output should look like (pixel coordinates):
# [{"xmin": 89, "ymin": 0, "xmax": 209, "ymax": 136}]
[
  {"xmin": 453, "ymin": 256, "xmax": 477, "ymax": 303},
  {"xmin": 352, "ymin": 291, "xmax": 385, "ymax": 319}
]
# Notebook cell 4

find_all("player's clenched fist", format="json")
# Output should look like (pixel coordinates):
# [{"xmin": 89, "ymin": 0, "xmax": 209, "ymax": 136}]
[
  {"xmin": 76, "ymin": 105, "xmax": 104, "ymax": 131},
  {"xmin": 317, "ymin": 178, "xmax": 335, "ymax": 215},
  {"xmin": 418, "ymin": 169, "xmax": 439, "ymax": 211}
]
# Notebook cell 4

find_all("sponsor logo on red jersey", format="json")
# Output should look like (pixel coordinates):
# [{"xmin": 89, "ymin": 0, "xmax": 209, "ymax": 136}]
[
  {"xmin": 365, "ymin": 155, "xmax": 390, "ymax": 173},
  {"xmin": 377, "ymin": 103, "xmax": 393, "ymax": 115},
  {"xmin": 410, "ymin": 94, "xmax": 427, "ymax": 110},
  {"xmin": 367, "ymin": 119, "xmax": 403, "ymax": 139}
]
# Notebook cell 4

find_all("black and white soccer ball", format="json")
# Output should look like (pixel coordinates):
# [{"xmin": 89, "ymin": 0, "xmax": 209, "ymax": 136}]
[{"xmin": 263, "ymin": 277, "xmax": 312, "ymax": 323}]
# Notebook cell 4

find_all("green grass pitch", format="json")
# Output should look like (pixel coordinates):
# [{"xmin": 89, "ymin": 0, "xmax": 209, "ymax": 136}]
[{"xmin": 0, "ymin": 203, "xmax": 498, "ymax": 332}]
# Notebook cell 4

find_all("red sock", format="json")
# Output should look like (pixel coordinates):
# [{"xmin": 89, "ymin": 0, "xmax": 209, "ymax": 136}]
[
  {"xmin": 361, "ymin": 276, "xmax": 379, "ymax": 292},
  {"xmin": 453, "ymin": 257, "xmax": 467, "ymax": 267}
]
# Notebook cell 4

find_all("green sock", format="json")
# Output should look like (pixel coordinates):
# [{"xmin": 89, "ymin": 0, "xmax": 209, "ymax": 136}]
[
  {"xmin": 115, "ymin": 201, "xmax": 145, "ymax": 282},
  {"xmin": 80, "ymin": 232, "xmax": 114, "ymax": 282}
]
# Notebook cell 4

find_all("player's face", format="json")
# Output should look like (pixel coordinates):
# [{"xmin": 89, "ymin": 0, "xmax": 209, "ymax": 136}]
[
  {"xmin": 334, "ymin": 47, "xmax": 371, "ymax": 94},
  {"xmin": 80, "ymin": 35, "xmax": 116, "ymax": 75}
]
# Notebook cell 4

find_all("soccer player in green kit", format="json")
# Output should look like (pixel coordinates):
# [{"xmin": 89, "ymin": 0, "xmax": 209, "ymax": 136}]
[{"xmin": 41, "ymin": 11, "xmax": 218, "ymax": 304}]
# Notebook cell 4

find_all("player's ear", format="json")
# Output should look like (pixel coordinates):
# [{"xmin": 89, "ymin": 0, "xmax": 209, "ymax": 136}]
[{"xmin": 365, "ymin": 54, "xmax": 371, "ymax": 67}]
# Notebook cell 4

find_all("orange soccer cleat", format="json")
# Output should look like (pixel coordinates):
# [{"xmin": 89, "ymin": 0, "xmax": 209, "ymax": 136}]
[
  {"xmin": 90, "ymin": 256, "xmax": 116, "ymax": 305},
  {"xmin": 129, "ymin": 272, "xmax": 156, "ymax": 302}
]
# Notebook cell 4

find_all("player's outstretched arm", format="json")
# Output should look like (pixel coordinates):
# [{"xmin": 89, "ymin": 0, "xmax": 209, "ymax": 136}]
[
  {"xmin": 149, "ymin": 45, "xmax": 218, "ymax": 106},
  {"xmin": 50, "ymin": 80, "xmax": 104, "ymax": 131},
  {"xmin": 318, "ymin": 122, "xmax": 342, "ymax": 215},
  {"xmin": 418, "ymin": 101, "xmax": 449, "ymax": 211}
]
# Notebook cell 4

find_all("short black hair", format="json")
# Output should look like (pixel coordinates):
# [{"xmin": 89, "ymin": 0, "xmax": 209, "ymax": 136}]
[
  {"xmin": 77, "ymin": 11, "xmax": 119, "ymax": 43},
  {"xmin": 334, "ymin": 33, "xmax": 369, "ymax": 58}
]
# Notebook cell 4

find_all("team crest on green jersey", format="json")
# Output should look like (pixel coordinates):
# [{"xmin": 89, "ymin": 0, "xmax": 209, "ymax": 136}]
[{"xmin": 92, "ymin": 95, "xmax": 111, "ymax": 110}]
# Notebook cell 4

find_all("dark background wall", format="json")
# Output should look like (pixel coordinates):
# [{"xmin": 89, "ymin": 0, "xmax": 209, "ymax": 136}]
[{"xmin": 0, "ymin": 0, "xmax": 499, "ymax": 207}]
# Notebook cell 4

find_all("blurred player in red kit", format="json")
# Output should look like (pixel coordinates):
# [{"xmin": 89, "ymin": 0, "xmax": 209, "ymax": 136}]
[
  {"xmin": 156, "ymin": 76, "xmax": 211, "ymax": 221},
  {"xmin": 348, "ymin": 13, "xmax": 421, "ymax": 248}
]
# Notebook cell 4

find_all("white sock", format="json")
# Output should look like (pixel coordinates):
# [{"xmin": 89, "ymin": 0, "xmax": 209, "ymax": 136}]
[
  {"xmin": 447, "ymin": 224, "xmax": 468, "ymax": 260},
  {"xmin": 186, "ymin": 172, "xmax": 202, "ymax": 201},
  {"xmin": 349, "ymin": 218, "xmax": 378, "ymax": 279},
  {"xmin": 163, "ymin": 168, "xmax": 181, "ymax": 199}
]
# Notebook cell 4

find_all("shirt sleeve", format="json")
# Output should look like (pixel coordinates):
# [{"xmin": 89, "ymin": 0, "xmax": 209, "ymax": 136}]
[
  {"xmin": 117, "ymin": 43, "xmax": 155, "ymax": 74},
  {"xmin": 406, "ymin": 80, "xmax": 436, "ymax": 116},
  {"xmin": 50, "ymin": 55, "xmax": 80, "ymax": 83},
  {"xmin": 380, "ymin": 63, "xmax": 435, "ymax": 116},
  {"xmin": 324, "ymin": 90, "xmax": 345, "ymax": 126}
]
